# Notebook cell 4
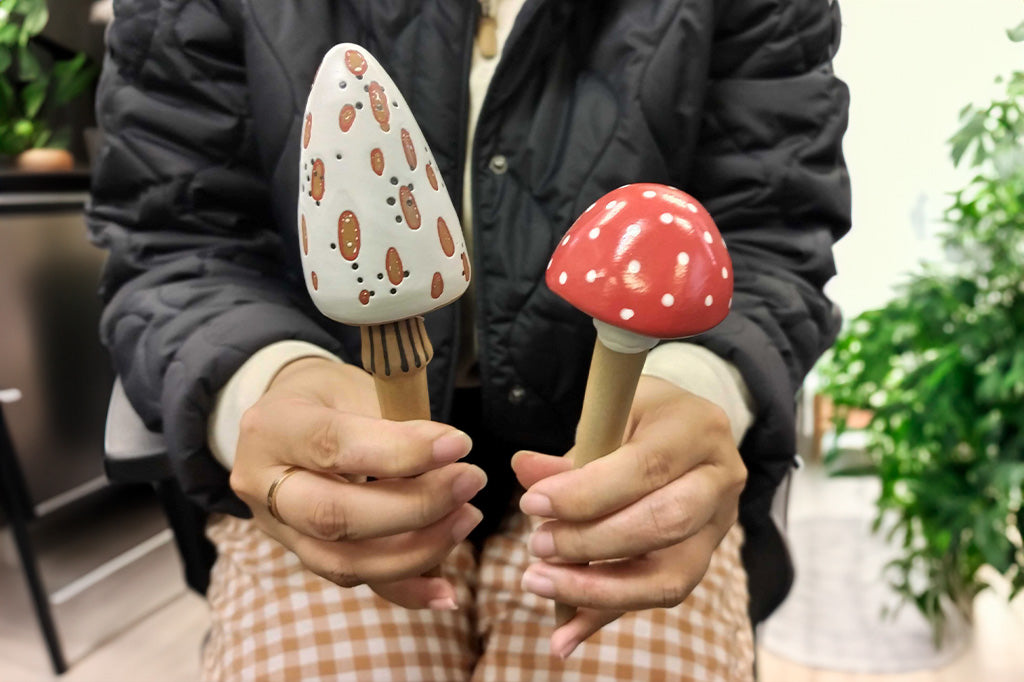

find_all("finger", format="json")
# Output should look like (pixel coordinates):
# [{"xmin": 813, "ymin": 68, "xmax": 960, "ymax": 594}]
[
  {"xmin": 519, "ymin": 415, "xmax": 735, "ymax": 522},
  {"xmin": 370, "ymin": 576, "xmax": 461, "ymax": 611},
  {"xmin": 528, "ymin": 464, "xmax": 726, "ymax": 562},
  {"xmin": 273, "ymin": 463, "xmax": 487, "ymax": 541},
  {"xmin": 510, "ymin": 450, "xmax": 573, "ymax": 490},
  {"xmin": 238, "ymin": 400, "xmax": 473, "ymax": 477},
  {"xmin": 289, "ymin": 504, "xmax": 483, "ymax": 586},
  {"xmin": 550, "ymin": 608, "xmax": 623, "ymax": 660},
  {"xmin": 520, "ymin": 526, "xmax": 720, "ymax": 611}
]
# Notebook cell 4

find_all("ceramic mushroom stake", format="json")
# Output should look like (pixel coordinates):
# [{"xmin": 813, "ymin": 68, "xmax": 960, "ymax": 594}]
[
  {"xmin": 298, "ymin": 43, "xmax": 471, "ymax": 423},
  {"xmin": 545, "ymin": 183, "xmax": 733, "ymax": 624}
]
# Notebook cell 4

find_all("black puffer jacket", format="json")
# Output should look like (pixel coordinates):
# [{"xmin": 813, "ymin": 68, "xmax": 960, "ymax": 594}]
[{"xmin": 88, "ymin": 0, "xmax": 849, "ymax": 601}]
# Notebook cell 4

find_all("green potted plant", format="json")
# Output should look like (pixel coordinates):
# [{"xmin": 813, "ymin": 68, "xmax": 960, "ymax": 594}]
[
  {"xmin": 0, "ymin": 0, "xmax": 98, "ymax": 170},
  {"xmin": 821, "ymin": 26, "xmax": 1024, "ymax": 644}
]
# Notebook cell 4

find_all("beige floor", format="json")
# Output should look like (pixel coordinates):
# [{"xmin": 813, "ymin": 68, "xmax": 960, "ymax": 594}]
[{"xmin": 1, "ymin": 472, "xmax": 1022, "ymax": 682}]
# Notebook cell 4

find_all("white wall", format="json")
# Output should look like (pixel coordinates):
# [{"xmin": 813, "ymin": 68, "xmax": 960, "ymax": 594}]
[{"xmin": 827, "ymin": 0, "xmax": 1024, "ymax": 318}]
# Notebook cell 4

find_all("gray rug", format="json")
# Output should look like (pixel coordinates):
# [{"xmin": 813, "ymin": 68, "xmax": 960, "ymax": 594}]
[{"xmin": 759, "ymin": 515, "xmax": 970, "ymax": 673}]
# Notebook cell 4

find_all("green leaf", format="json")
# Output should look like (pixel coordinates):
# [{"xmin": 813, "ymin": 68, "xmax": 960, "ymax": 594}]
[
  {"xmin": 20, "ymin": 6, "xmax": 48, "ymax": 37},
  {"xmin": 0, "ymin": 74, "xmax": 14, "ymax": 118},
  {"xmin": 0, "ymin": 44, "xmax": 9, "ymax": 73},
  {"xmin": 52, "ymin": 53, "xmax": 97, "ymax": 106},
  {"xmin": 1007, "ymin": 20, "xmax": 1024, "ymax": 42},
  {"xmin": 47, "ymin": 125, "xmax": 70, "ymax": 150},
  {"xmin": 0, "ymin": 22, "xmax": 19, "ymax": 47},
  {"xmin": 15, "ymin": 41, "xmax": 39, "ymax": 80},
  {"xmin": 20, "ymin": 72, "xmax": 46, "ymax": 117}
]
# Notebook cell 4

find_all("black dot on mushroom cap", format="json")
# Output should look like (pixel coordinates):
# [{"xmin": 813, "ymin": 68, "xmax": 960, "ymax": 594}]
[
  {"xmin": 389, "ymin": 177, "xmax": 398, "ymax": 185},
  {"xmin": 390, "ymin": 288, "xmax": 397, "ymax": 294},
  {"xmin": 355, "ymin": 102, "xmax": 363, "ymax": 109},
  {"xmin": 336, "ymin": 153, "xmax": 342, "ymax": 159},
  {"xmin": 363, "ymin": 84, "xmax": 369, "ymax": 92},
  {"xmin": 356, "ymin": 74, "xmax": 363, "ymax": 80},
  {"xmin": 351, "ymin": 263, "xmax": 358, "ymax": 270},
  {"xmin": 408, "ymin": 183, "xmax": 414, "ymax": 190},
  {"xmin": 357, "ymin": 277, "xmax": 363, "ymax": 283},
  {"xmin": 386, "ymin": 197, "xmax": 396, "ymax": 205},
  {"xmin": 403, "ymin": 270, "xmax": 409, "ymax": 277},
  {"xmin": 369, "ymin": 290, "xmax": 375, "ymax": 296},
  {"xmin": 395, "ymin": 216, "xmax": 402, "ymax": 222},
  {"xmin": 392, "ymin": 101, "xmax": 398, "ymax": 107},
  {"xmin": 339, "ymin": 81, "xmax": 346, "ymax": 89},
  {"xmin": 315, "ymin": 201, "xmax": 320, "ymax": 206},
  {"xmin": 377, "ymin": 273, "xmax": 383, "ymax": 280},
  {"xmin": 330, "ymin": 243, "xmax": 336, "ymax": 249}
]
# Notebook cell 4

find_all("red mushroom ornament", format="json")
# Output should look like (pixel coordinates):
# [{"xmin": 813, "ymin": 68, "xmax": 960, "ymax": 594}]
[{"xmin": 544, "ymin": 183, "xmax": 733, "ymax": 624}]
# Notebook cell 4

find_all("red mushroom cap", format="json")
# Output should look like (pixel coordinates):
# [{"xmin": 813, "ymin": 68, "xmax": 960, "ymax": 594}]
[{"xmin": 546, "ymin": 183, "xmax": 733, "ymax": 339}]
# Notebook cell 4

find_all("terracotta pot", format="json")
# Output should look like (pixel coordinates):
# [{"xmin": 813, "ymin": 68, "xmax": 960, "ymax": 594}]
[{"xmin": 15, "ymin": 148, "xmax": 75, "ymax": 172}]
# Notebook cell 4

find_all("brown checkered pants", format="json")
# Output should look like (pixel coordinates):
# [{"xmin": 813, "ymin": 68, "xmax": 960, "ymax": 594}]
[{"xmin": 202, "ymin": 512, "xmax": 753, "ymax": 681}]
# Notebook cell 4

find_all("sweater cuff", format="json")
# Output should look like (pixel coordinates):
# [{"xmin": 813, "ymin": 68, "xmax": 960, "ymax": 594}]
[
  {"xmin": 642, "ymin": 342, "xmax": 755, "ymax": 445},
  {"xmin": 207, "ymin": 341, "xmax": 342, "ymax": 470}
]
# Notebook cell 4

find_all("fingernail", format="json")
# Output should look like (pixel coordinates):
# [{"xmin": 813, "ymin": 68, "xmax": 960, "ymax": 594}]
[
  {"xmin": 521, "ymin": 565, "xmax": 556, "ymax": 598},
  {"xmin": 428, "ymin": 597, "xmax": 458, "ymax": 611},
  {"xmin": 432, "ymin": 431, "xmax": 472, "ymax": 462},
  {"xmin": 451, "ymin": 507, "xmax": 482, "ymax": 542},
  {"xmin": 529, "ymin": 529, "xmax": 556, "ymax": 557},
  {"xmin": 451, "ymin": 469, "xmax": 486, "ymax": 501},
  {"xmin": 520, "ymin": 492, "xmax": 553, "ymax": 516}
]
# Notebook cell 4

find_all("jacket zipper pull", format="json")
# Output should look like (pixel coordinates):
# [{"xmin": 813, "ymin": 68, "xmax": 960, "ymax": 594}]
[{"xmin": 478, "ymin": 1, "xmax": 498, "ymax": 58}]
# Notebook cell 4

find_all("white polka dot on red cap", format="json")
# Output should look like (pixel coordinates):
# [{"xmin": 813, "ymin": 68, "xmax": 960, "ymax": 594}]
[
  {"xmin": 661, "ymin": 294, "xmax": 674, "ymax": 307},
  {"xmin": 589, "ymin": 227, "xmax": 600, "ymax": 239},
  {"xmin": 703, "ymin": 231, "xmax": 713, "ymax": 244},
  {"xmin": 627, "ymin": 260, "xmax": 641, "ymax": 274},
  {"xmin": 643, "ymin": 190, "xmax": 656, "ymax": 199},
  {"xmin": 722, "ymin": 266, "xmax": 728, "ymax": 278},
  {"xmin": 620, "ymin": 308, "xmax": 634, "ymax": 320},
  {"xmin": 585, "ymin": 270, "xmax": 598, "ymax": 283},
  {"xmin": 558, "ymin": 271, "xmax": 567, "ymax": 285},
  {"xmin": 606, "ymin": 200, "xmax": 617, "ymax": 210},
  {"xmin": 705, "ymin": 295, "xmax": 713, "ymax": 306},
  {"xmin": 659, "ymin": 213, "xmax": 674, "ymax": 225},
  {"xmin": 677, "ymin": 252, "xmax": 690, "ymax": 266},
  {"xmin": 626, "ymin": 223, "xmax": 641, "ymax": 238}
]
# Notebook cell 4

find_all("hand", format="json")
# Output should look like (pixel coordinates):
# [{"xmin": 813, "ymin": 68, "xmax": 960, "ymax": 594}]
[
  {"xmin": 511, "ymin": 375, "xmax": 747, "ymax": 658},
  {"xmin": 228, "ymin": 357, "xmax": 486, "ymax": 610}
]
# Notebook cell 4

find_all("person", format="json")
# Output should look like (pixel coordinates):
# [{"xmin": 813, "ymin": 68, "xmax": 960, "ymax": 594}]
[{"xmin": 87, "ymin": 0, "xmax": 850, "ymax": 679}]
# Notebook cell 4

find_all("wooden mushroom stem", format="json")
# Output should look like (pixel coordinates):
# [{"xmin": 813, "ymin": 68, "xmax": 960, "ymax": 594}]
[
  {"xmin": 555, "ymin": 321, "xmax": 658, "ymax": 626},
  {"xmin": 360, "ymin": 316, "xmax": 442, "ymax": 577},
  {"xmin": 360, "ymin": 316, "xmax": 434, "ymax": 421}
]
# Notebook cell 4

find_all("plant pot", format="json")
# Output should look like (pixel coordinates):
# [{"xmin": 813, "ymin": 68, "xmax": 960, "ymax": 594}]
[{"xmin": 15, "ymin": 148, "xmax": 75, "ymax": 172}]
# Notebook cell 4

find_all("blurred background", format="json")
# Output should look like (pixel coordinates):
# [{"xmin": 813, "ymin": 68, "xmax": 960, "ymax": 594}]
[{"xmin": 0, "ymin": 0, "xmax": 1022, "ymax": 680}]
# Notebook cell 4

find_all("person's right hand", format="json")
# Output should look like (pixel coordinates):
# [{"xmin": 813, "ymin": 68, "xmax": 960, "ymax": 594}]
[{"xmin": 228, "ymin": 357, "xmax": 486, "ymax": 610}]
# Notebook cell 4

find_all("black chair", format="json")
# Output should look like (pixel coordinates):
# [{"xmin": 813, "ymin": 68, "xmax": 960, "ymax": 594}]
[{"xmin": 103, "ymin": 379, "xmax": 215, "ymax": 595}]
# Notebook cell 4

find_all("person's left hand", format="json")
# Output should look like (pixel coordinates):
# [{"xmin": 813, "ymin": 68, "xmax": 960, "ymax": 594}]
[{"xmin": 510, "ymin": 375, "xmax": 747, "ymax": 659}]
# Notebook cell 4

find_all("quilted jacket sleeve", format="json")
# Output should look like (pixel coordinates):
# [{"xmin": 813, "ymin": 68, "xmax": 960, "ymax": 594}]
[
  {"xmin": 87, "ymin": 0, "xmax": 346, "ymax": 514},
  {"xmin": 687, "ymin": 0, "xmax": 851, "ymax": 510}
]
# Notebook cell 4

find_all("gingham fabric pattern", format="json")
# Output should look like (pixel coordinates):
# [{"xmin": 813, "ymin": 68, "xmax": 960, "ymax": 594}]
[{"xmin": 202, "ymin": 512, "xmax": 753, "ymax": 681}]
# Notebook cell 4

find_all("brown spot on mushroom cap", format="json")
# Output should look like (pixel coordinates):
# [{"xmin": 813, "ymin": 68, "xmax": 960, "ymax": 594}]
[
  {"xmin": 431, "ymin": 272, "xmax": 444, "ymax": 299},
  {"xmin": 338, "ymin": 211, "xmax": 361, "ymax": 261},
  {"xmin": 426, "ymin": 163, "xmax": 439, "ymax": 191},
  {"xmin": 370, "ymin": 148, "xmax": 384, "ymax": 176},
  {"xmin": 399, "ymin": 186, "xmax": 421, "ymax": 230},
  {"xmin": 344, "ymin": 49, "xmax": 368, "ymax": 76},
  {"xmin": 310, "ymin": 159, "xmax": 325, "ymax": 201},
  {"xmin": 303, "ymin": 113, "xmax": 312, "ymax": 149},
  {"xmin": 359, "ymin": 289, "xmax": 371, "ymax": 305},
  {"xmin": 311, "ymin": 271, "xmax": 319, "ymax": 290},
  {"xmin": 437, "ymin": 217, "xmax": 455, "ymax": 257},
  {"xmin": 339, "ymin": 105, "xmax": 356, "ymax": 132},
  {"xmin": 401, "ymin": 129, "xmax": 417, "ymax": 170},
  {"xmin": 301, "ymin": 215, "xmax": 308, "ymax": 255},
  {"xmin": 461, "ymin": 252, "xmax": 471, "ymax": 281},
  {"xmin": 385, "ymin": 247, "xmax": 404, "ymax": 285},
  {"xmin": 368, "ymin": 82, "xmax": 390, "ymax": 133}
]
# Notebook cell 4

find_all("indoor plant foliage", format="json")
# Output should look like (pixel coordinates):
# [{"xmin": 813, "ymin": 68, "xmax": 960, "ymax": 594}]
[
  {"xmin": 822, "ymin": 45, "xmax": 1024, "ymax": 642},
  {"xmin": 0, "ymin": 0, "xmax": 97, "ymax": 157}
]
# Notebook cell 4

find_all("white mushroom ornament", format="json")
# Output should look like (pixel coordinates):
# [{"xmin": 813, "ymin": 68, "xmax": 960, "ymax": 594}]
[
  {"xmin": 545, "ymin": 182, "xmax": 733, "ymax": 624},
  {"xmin": 298, "ymin": 43, "xmax": 470, "ymax": 422}
]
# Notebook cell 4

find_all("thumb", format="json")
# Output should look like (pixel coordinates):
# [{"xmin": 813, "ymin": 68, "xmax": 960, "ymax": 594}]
[{"xmin": 511, "ymin": 450, "xmax": 573, "ymax": 490}]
